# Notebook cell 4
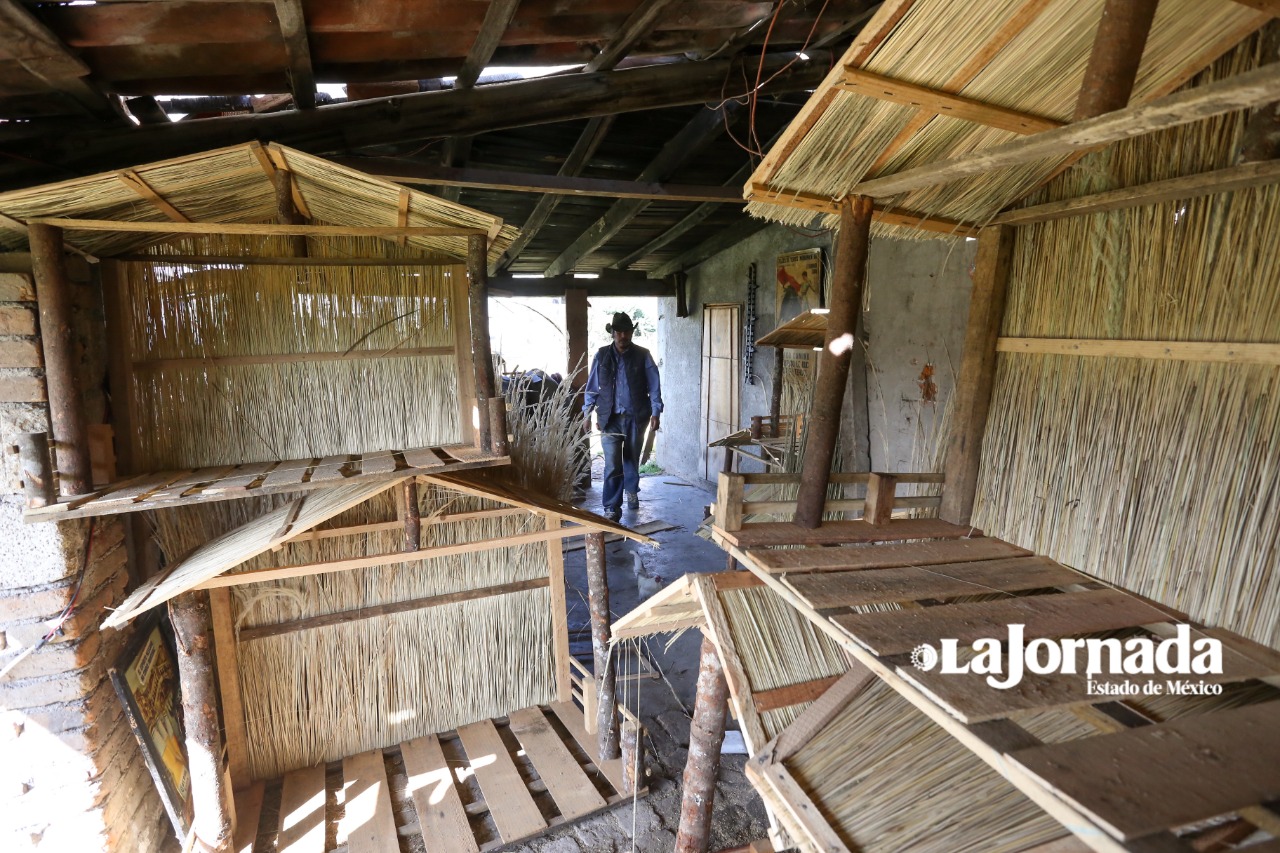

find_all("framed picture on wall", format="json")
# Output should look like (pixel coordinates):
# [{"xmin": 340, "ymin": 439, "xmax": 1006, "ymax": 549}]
[{"xmin": 775, "ymin": 248, "xmax": 824, "ymax": 325}]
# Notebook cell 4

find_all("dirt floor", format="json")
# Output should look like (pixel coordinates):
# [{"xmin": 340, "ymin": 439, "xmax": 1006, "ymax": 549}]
[{"xmin": 500, "ymin": 471, "xmax": 772, "ymax": 853}]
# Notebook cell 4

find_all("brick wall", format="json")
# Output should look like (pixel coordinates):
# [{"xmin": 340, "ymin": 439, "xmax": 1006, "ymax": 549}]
[{"xmin": 0, "ymin": 260, "xmax": 173, "ymax": 852}]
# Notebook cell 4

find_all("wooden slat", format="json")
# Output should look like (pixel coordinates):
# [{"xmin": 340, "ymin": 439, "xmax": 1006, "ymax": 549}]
[
  {"xmin": 1009, "ymin": 701, "xmax": 1280, "ymax": 840},
  {"xmin": 456, "ymin": 720, "xmax": 546, "ymax": 842},
  {"xmin": 30, "ymin": 218, "xmax": 486, "ymax": 238},
  {"xmin": 403, "ymin": 447, "xmax": 446, "ymax": 469},
  {"xmin": 116, "ymin": 170, "xmax": 190, "ymax": 222},
  {"xmin": 997, "ymin": 337, "xmax": 1280, "ymax": 365},
  {"xmin": 209, "ymin": 588, "xmax": 249, "ymax": 788},
  {"xmin": 260, "ymin": 457, "xmax": 315, "ymax": 489},
  {"xmin": 546, "ymin": 518, "xmax": 573, "ymax": 702},
  {"xmin": 718, "ymin": 518, "xmax": 981, "ymax": 548},
  {"xmin": 745, "ymin": 759, "xmax": 851, "ymax": 853},
  {"xmin": 508, "ymin": 707, "xmax": 607, "ymax": 820},
  {"xmin": 357, "ymin": 450, "xmax": 397, "ymax": 476},
  {"xmin": 146, "ymin": 465, "xmax": 237, "ymax": 500},
  {"xmin": 341, "ymin": 750, "xmax": 399, "ymax": 853},
  {"xmin": 547, "ymin": 701, "xmax": 628, "ymax": 794},
  {"xmin": 278, "ymin": 764, "xmax": 326, "ymax": 853},
  {"xmin": 752, "ymin": 675, "xmax": 843, "ymax": 713},
  {"xmin": 750, "ymin": 537, "xmax": 1030, "ymax": 573},
  {"xmin": 693, "ymin": 574, "xmax": 769, "ymax": 752},
  {"xmin": 233, "ymin": 780, "xmax": 265, "ymax": 853},
  {"xmin": 309, "ymin": 454, "xmax": 351, "ymax": 483},
  {"xmin": 834, "ymin": 589, "xmax": 1170, "ymax": 656},
  {"xmin": 836, "ymin": 67, "xmax": 1063, "ymax": 134},
  {"xmin": 94, "ymin": 469, "xmax": 189, "ymax": 504},
  {"xmin": 769, "ymin": 663, "xmax": 879, "ymax": 763},
  {"xmin": 787, "ymin": 556, "xmax": 1086, "ymax": 609},
  {"xmin": 204, "ymin": 461, "xmax": 278, "ymax": 493},
  {"xmin": 401, "ymin": 735, "xmax": 479, "ymax": 853},
  {"xmin": 133, "ymin": 345, "xmax": 454, "ymax": 371}
]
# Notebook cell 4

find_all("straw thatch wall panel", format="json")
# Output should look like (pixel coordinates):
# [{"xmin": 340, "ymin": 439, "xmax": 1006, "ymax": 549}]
[
  {"xmin": 746, "ymin": 0, "xmax": 1262, "ymax": 235},
  {"xmin": 119, "ymin": 250, "xmax": 466, "ymax": 468},
  {"xmin": 974, "ymin": 40, "xmax": 1280, "ymax": 650},
  {"xmin": 152, "ymin": 486, "xmax": 560, "ymax": 780}
]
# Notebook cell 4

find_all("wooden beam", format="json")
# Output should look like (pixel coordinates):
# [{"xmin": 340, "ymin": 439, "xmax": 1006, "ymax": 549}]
[
  {"xmin": 494, "ymin": 115, "xmax": 615, "ymax": 272},
  {"xmin": 794, "ymin": 196, "xmax": 872, "ymax": 528},
  {"xmin": 745, "ymin": 183, "xmax": 977, "ymax": 235},
  {"xmin": 1074, "ymin": 0, "xmax": 1160, "ymax": 120},
  {"xmin": 751, "ymin": 675, "xmax": 843, "ymax": 713},
  {"xmin": 837, "ymin": 67, "xmax": 1064, "ymax": 135},
  {"xmin": 649, "ymin": 217, "xmax": 771, "ymax": 279},
  {"xmin": 2, "ymin": 51, "xmax": 833, "ymax": 190},
  {"xmin": 467, "ymin": 234, "xmax": 497, "ymax": 452},
  {"xmin": 993, "ymin": 158, "xmax": 1280, "ymax": 225},
  {"xmin": 29, "ymin": 223, "xmax": 93, "ymax": 496},
  {"xmin": 31, "ymin": 219, "xmax": 484, "ymax": 238},
  {"xmin": 208, "ymin": 588, "xmax": 250, "ymax": 789},
  {"xmin": 455, "ymin": 0, "xmax": 522, "ymax": 89},
  {"xmin": 112, "ymin": 254, "xmax": 450, "ymax": 266},
  {"xmin": 851, "ymin": 62, "xmax": 1280, "ymax": 200},
  {"xmin": 344, "ymin": 160, "xmax": 744, "ymax": 203},
  {"xmin": 115, "ymin": 170, "xmax": 190, "ymax": 222},
  {"xmin": 0, "ymin": 0, "xmax": 123, "ymax": 124},
  {"xmin": 396, "ymin": 188, "xmax": 411, "ymax": 247},
  {"xmin": 939, "ymin": 225, "xmax": 1015, "ymax": 526},
  {"xmin": 131, "ymin": 346, "xmax": 455, "ymax": 372},
  {"xmin": 1235, "ymin": 0, "xmax": 1280, "ymax": 15},
  {"xmin": 585, "ymin": 0, "xmax": 681, "ymax": 72},
  {"xmin": 273, "ymin": 0, "xmax": 316, "ymax": 109},
  {"xmin": 543, "ymin": 103, "xmax": 738, "ymax": 277},
  {"xmin": 997, "ymin": 337, "xmax": 1280, "ymax": 364}
]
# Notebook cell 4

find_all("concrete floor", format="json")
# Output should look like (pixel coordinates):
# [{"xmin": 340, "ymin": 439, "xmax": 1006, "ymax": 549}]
[{"xmin": 504, "ymin": 472, "xmax": 771, "ymax": 853}]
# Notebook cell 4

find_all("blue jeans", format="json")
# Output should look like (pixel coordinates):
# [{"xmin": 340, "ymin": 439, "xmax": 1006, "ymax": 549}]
[{"xmin": 600, "ymin": 413, "xmax": 644, "ymax": 511}]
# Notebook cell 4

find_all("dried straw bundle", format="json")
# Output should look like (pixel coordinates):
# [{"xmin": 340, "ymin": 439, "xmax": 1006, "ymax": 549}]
[
  {"xmin": 745, "ymin": 0, "xmax": 1261, "ymax": 237},
  {"xmin": 120, "ymin": 250, "xmax": 466, "ymax": 468},
  {"xmin": 497, "ymin": 369, "xmax": 590, "ymax": 501}
]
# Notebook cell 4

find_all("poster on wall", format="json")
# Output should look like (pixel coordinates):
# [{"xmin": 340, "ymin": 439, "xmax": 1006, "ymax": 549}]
[
  {"xmin": 775, "ymin": 248, "xmax": 823, "ymax": 326},
  {"xmin": 109, "ymin": 623, "xmax": 192, "ymax": 840}
]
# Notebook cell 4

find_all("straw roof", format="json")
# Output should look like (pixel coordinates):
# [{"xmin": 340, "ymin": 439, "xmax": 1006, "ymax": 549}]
[
  {"xmin": 744, "ymin": 0, "xmax": 1270, "ymax": 237},
  {"xmin": 756, "ymin": 309, "xmax": 829, "ymax": 349},
  {"xmin": 0, "ymin": 142, "xmax": 518, "ymax": 260}
]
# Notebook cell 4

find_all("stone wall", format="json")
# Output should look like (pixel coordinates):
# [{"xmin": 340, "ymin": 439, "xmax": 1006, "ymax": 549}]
[{"xmin": 0, "ymin": 259, "xmax": 173, "ymax": 852}]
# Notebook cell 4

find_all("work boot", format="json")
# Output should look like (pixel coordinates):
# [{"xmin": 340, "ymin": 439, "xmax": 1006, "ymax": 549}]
[
  {"xmin": 625, "ymin": 492, "xmax": 640, "ymax": 510},
  {"xmin": 606, "ymin": 506, "xmax": 622, "ymax": 522}
]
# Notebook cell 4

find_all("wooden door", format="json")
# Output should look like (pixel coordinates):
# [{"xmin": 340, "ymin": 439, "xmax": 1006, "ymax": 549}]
[{"xmin": 700, "ymin": 304, "xmax": 741, "ymax": 480}]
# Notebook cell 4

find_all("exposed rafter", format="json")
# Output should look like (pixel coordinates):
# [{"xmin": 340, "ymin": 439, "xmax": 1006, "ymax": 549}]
[
  {"xmin": 543, "ymin": 104, "xmax": 740, "ymax": 277},
  {"xmin": 1073, "ymin": 0, "xmax": 1159, "ymax": 120},
  {"xmin": 273, "ymin": 0, "xmax": 316, "ymax": 110},
  {"xmin": 457, "ymin": 0, "xmax": 524, "ymax": 88},
  {"xmin": 650, "ymin": 217, "xmax": 770, "ymax": 278},
  {"xmin": 116, "ymin": 170, "xmax": 190, "ymax": 222},
  {"xmin": 585, "ymin": 0, "xmax": 681, "ymax": 72}
]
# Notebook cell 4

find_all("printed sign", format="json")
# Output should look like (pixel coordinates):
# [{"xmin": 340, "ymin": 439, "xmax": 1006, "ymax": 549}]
[{"xmin": 775, "ymin": 248, "xmax": 823, "ymax": 325}]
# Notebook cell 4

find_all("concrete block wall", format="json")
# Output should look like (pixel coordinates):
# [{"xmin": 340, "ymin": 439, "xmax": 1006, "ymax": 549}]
[
  {"xmin": 656, "ymin": 225, "xmax": 977, "ymax": 485},
  {"xmin": 0, "ymin": 261, "xmax": 173, "ymax": 852}
]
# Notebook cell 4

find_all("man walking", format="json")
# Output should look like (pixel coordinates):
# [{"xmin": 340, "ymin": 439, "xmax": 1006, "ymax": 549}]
[{"xmin": 583, "ymin": 312, "xmax": 663, "ymax": 522}]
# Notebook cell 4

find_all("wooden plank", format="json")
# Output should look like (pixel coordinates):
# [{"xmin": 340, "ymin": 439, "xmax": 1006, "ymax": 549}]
[
  {"xmin": 260, "ymin": 457, "xmax": 315, "ymax": 489},
  {"xmin": 545, "ymin": 518, "xmax": 573, "ymax": 702},
  {"xmin": 94, "ymin": 469, "xmax": 190, "ymax": 505},
  {"xmin": 1009, "ymin": 702, "xmax": 1280, "ymax": 840},
  {"xmin": 340, "ymin": 750, "xmax": 399, "ymax": 853},
  {"xmin": 116, "ymin": 170, "xmax": 190, "ymax": 222},
  {"xmin": 208, "ymin": 588, "xmax": 249, "ymax": 788},
  {"xmin": 277, "ymin": 764, "xmax": 326, "ymax": 853},
  {"xmin": 308, "ymin": 454, "xmax": 351, "ymax": 483},
  {"xmin": 402, "ymin": 447, "xmax": 445, "ymax": 470},
  {"xmin": 547, "ymin": 701, "xmax": 628, "ymax": 794},
  {"xmin": 232, "ymin": 780, "xmax": 265, "ymax": 853},
  {"xmin": 133, "ymin": 345, "xmax": 454, "ymax": 371},
  {"xmin": 508, "ymin": 707, "xmax": 607, "ymax": 820},
  {"xmin": 786, "ymin": 556, "xmax": 1086, "ymax": 609},
  {"xmin": 273, "ymin": 0, "xmax": 316, "ymax": 109},
  {"xmin": 455, "ymin": 720, "xmax": 546, "ymax": 842},
  {"xmin": 940, "ymin": 225, "xmax": 1015, "ymax": 526},
  {"xmin": 717, "ymin": 518, "xmax": 981, "ymax": 548},
  {"xmin": 749, "ymin": 537, "xmax": 1029, "ymax": 573},
  {"xmin": 769, "ymin": 663, "xmax": 878, "ymax": 763},
  {"xmin": 994, "ymin": 158, "xmax": 1280, "ymax": 225},
  {"xmin": 834, "ymin": 589, "xmax": 1170, "ymax": 657},
  {"xmin": 836, "ymin": 67, "xmax": 1063, "ymax": 134},
  {"xmin": 357, "ymin": 451, "xmax": 397, "ymax": 476},
  {"xmin": 238, "ymin": 577, "xmax": 549, "ymax": 641},
  {"xmin": 198, "ymin": 526, "xmax": 578, "ymax": 589},
  {"xmin": 752, "ymin": 675, "xmax": 843, "ymax": 713},
  {"xmin": 862, "ymin": 472, "xmax": 897, "ymax": 526},
  {"xmin": 745, "ymin": 759, "xmax": 851, "ymax": 853},
  {"xmin": 401, "ymin": 735, "xmax": 479, "ymax": 853},
  {"xmin": 851, "ymin": 62, "xmax": 1280, "ymax": 199},
  {"xmin": 692, "ymin": 574, "xmax": 769, "ymax": 752},
  {"xmin": 29, "ymin": 219, "xmax": 487, "ymax": 238},
  {"xmin": 145, "ymin": 465, "xmax": 237, "ymax": 501},
  {"xmin": 741, "ymin": 472, "xmax": 944, "ymax": 485},
  {"xmin": 997, "ymin": 337, "xmax": 1280, "ymax": 365},
  {"xmin": 561, "ymin": 519, "xmax": 675, "ymax": 552},
  {"xmin": 203, "ymin": 461, "xmax": 279, "ymax": 494}
]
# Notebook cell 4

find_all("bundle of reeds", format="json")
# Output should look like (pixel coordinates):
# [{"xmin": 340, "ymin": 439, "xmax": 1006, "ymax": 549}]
[
  {"xmin": 120, "ymin": 247, "xmax": 466, "ymax": 468},
  {"xmin": 745, "ymin": 0, "xmax": 1261, "ymax": 238},
  {"xmin": 973, "ymin": 36, "xmax": 1280, "ymax": 649},
  {"xmin": 496, "ymin": 368, "xmax": 589, "ymax": 501},
  {"xmin": 150, "ymin": 482, "xmax": 559, "ymax": 779}
]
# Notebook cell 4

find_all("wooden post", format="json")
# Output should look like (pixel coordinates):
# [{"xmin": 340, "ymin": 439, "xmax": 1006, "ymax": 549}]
[
  {"xmin": 620, "ymin": 717, "xmax": 644, "ymax": 796},
  {"xmin": 566, "ymin": 287, "xmax": 592, "ymax": 489},
  {"xmin": 467, "ymin": 234, "xmax": 496, "ymax": 452},
  {"xmin": 169, "ymin": 591, "xmax": 233, "ymax": 853},
  {"xmin": 674, "ymin": 636, "xmax": 730, "ymax": 853},
  {"xmin": 794, "ymin": 196, "xmax": 872, "ymax": 528},
  {"xmin": 584, "ymin": 531, "xmax": 619, "ymax": 760},
  {"xmin": 14, "ymin": 432, "xmax": 55, "ymax": 508},
  {"xmin": 722, "ymin": 445, "xmax": 738, "ymax": 572},
  {"xmin": 401, "ymin": 480, "xmax": 421, "ymax": 551},
  {"xmin": 769, "ymin": 345, "xmax": 784, "ymax": 437},
  {"xmin": 487, "ymin": 396, "xmax": 509, "ymax": 456},
  {"xmin": 1074, "ymin": 0, "xmax": 1159, "ymax": 120},
  {"xmin": 713, "ymin": 472, "xmax": 744, "ymax": 533},
  {"xmin": 273, "ymin": 170, "xmax": 308, "ymax": 257},
  {"xmin": 863, "ymin": 472, "xmax": 897, "ymax": 526},
  {"xmin": 939, "ymin": 226, "xmax": 1016, "ymax": 525},
  {"xmin": 29, "ymin": 223, "xmax": 92, "ymax": 496}
]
